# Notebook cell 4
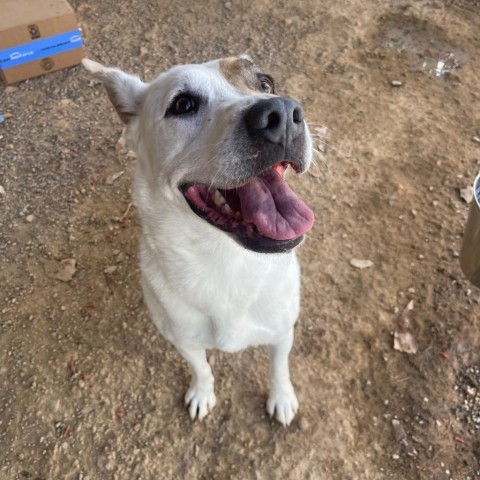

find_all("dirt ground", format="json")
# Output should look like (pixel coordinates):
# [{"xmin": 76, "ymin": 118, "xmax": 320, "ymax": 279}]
[{"xmin": 1, "ymin": 0, "xmax": 480, "ymax": 478}]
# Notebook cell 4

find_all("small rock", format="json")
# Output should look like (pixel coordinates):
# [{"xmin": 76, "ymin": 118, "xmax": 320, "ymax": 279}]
[
  {"xmin": 391, "ymin": 419, "xmax": 406, "ymax": 443},
  {"xmin": 81, "ymin": 402, "xmax": 96, "ymax": 416},
  {"xmin": 460, "ymin": 186, "xmax": 474, "ymax": 203},
  {"xmin": 394, "ymin": 329, "xmax": 418, "ymax": 354},
  {"xmin": 104, "ymin": 266, "xmax": 117, "ymax": 274},
  {"xmin": 298, "ymin": 416, "xmax": 309, "ymax": 431},
  {"xmin": 472, "ymin": 136, "xmax": 480, "ymax": 144},
  {"xmin": 48, "ymin": 399, "xmax": 61, "ymax": 413},
  {"xmin": 0, "ymin": 186, "xmax": 5, "ymax": 196},
  {"xmin": 350, "ymin": 258, "xmax": 374, "ymax": 269},
  {"xmin": 392, "ymin": 454, "xmax": 400, "ymax": 460},
  {"xmin": 26, "ymin": 214, "xmax": 34, "ymax": 223},
  {"xmin": 55, "ymin": 259, "xmax": 76, "ymax": 282},
  {"xmin": 194, "ymin": 444, "xmax": 200, "ymax": 457},
  {"xmin": 225, "ymin": 1, "xmax": 232, "ymax": 9},
  {"xmin": 390, "ymin": 80, "xmax": 403, "ymax": 87},
  {"xmin": 139, "ymin": 46, "xmax": 148, "ymax": 57}
]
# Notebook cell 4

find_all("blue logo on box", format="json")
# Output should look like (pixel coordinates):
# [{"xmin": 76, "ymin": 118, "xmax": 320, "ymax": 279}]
[{"xmin": 0, "ymin": 29, "xmax": 83, "ymax": 70}]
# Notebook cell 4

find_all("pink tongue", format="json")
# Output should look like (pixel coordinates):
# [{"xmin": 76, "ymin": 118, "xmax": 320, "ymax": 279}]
[{"xmin": 237, "ymin": 169, "xmax": 314, "ymax": 241}]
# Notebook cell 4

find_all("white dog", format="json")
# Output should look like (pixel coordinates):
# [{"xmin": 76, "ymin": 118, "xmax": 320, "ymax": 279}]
[{"xmin": 83, "ymin": 55, "xmax": 314, "ymax": 426}]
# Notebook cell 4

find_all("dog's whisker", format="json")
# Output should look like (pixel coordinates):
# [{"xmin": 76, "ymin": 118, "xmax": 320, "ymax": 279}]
[
  {"xmin": 310, "ymin": 134, "xmax": 336, "ymax": 142},
  {"xmin": 312, "ymin": 149, "xmax": 331, "ymax": 171},
  {"xmin": 310, "ymin": 149, "xmax": 332, "ymax": 175},
  {"xmin": 310, "ymin": 134, "xmax": 346, "ymax": 159},
  {"xmin": 307, "ymin": 155, "xmax": 331, "ymax": 179}
]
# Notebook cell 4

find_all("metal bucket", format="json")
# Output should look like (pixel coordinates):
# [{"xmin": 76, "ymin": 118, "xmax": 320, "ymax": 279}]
[{"xmin": 460, "ymin": 173, "xmax": 480, "ymax": 287}]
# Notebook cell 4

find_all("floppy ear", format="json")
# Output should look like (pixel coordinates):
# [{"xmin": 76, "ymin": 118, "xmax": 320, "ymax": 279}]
[{"xmin": 82, "ymin": 58, "xmax": 147, "ymax": 124}]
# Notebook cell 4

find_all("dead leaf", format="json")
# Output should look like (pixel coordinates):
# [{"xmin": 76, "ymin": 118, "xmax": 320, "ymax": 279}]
[
  {"xmin": 105, "ymin": 171, "xmax": 124, "ymax": 185},
  {"xmin": 350, "ymin": 258, "xmax": 373, "ymax": 269},
  {"xmin": 394, "ymin": 328, "xmax": 418, "ymax": 354},
  {"xmin": 116, "ymin": 127, "xmax": 127, "ymax": 150},
  {"xmin": 116, "ymin": 136, "xmax": 126, "ymax": 149},
  {"xmin": 55, "ymin": 259, "xmax": 76, "ymax": 282}
]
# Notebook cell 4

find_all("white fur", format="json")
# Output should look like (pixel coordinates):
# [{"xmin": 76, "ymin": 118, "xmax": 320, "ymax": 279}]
[{"xmin": 83, "ymin": 57, "xmax": 311, "ymax": 425}]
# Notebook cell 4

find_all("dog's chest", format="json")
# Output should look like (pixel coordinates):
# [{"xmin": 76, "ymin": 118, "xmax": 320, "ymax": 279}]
[
  {"xmin": 207, "ymin": 291, "xmax": 297, "ymax": 351},
  {"xmin": 142, "ymin": 239, "xmax": 300, "ymax": 351},
  {"xmin": 185, "ymin": 257, "xmax": 299, "ymax": 351}
]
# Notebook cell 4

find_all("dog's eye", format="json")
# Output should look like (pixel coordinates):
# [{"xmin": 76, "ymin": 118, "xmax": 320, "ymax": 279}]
[
  {"xmin": 168, "ymin": 95, "xmax": 198, "ymax": 115},
  {"xmin": 259, "ymin": 77, "xmax": 274, "ymax": 94},
  {"xmin": 174, "ymin": 96, "xmax": 195, "ymax": 114}
]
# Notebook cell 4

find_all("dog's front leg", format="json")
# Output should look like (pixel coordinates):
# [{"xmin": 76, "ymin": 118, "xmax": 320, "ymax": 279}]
[
  {"xmin": 177, "ymin": 347, "xmax": 216, "ymax": 421},
  {"xmin": 267, "ymin": 329, "xmax": 299, "ymax": 426}
]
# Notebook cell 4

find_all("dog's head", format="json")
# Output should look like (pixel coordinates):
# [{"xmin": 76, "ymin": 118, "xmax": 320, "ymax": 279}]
[{"xmin": 83, "ymin": 55, "xmax": 314, "ymax": 253}]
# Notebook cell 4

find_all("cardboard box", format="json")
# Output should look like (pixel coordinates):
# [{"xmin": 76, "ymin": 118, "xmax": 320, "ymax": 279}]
[{"xmin": 0, "ymin": 0, "xmax": 85, "ymax": 84}]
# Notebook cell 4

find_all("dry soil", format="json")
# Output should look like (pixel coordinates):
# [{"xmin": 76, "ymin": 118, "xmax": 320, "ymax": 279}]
[{"xmin": 1, "ymin": 0, "xmax": 480, "ymax": 479}]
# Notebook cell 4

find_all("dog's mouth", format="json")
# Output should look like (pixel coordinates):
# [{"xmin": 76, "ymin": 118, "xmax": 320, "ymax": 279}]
[{"xmin": 180, "ymin": 162, "xmax": 314, "ymax": 253}]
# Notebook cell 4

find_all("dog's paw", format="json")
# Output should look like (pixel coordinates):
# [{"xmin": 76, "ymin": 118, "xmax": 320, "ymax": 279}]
[
  {"xmin": 185, "ymin": 384, "xmax": 216, "ymax": 421},
  {"xmin": 267, "ymin": 386, "xmax": 299, "ymax": 426}
]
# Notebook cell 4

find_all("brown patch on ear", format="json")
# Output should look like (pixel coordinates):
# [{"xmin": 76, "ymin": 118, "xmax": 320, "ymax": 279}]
[{"xmin": 219, "ymin": 56, "xmax": 262, "ymax": 93}]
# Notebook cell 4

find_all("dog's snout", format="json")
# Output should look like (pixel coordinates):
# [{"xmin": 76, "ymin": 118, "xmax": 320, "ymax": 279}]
[{"xmin": 245, "ymin": 98, "xmax": 304, "ymax": 147}]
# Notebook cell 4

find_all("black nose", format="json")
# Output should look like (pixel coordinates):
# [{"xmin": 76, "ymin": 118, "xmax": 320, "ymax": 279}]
[{"xmin": 245, "ymin": 97, "xmax": 304, "ymax": 147}]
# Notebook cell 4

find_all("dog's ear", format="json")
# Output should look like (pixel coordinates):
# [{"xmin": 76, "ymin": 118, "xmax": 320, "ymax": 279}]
[{"xmin": 82, "ymin": 58, "xmax": 147, "ymax": 124}]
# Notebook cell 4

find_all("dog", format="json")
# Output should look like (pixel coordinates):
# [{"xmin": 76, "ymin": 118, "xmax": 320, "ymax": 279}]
[{"xmin": 82, "ymin": 55, "xmax": 314, "ymax": 426}]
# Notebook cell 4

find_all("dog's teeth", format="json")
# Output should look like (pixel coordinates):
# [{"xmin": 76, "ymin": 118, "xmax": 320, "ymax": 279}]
[
  {"xmin": 222, "ymin": 203, "xmax": 234, "ymax": 215},
  {"xmin": 212, "ymin": 189, "xmax": 226, "ymax": 207}
]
